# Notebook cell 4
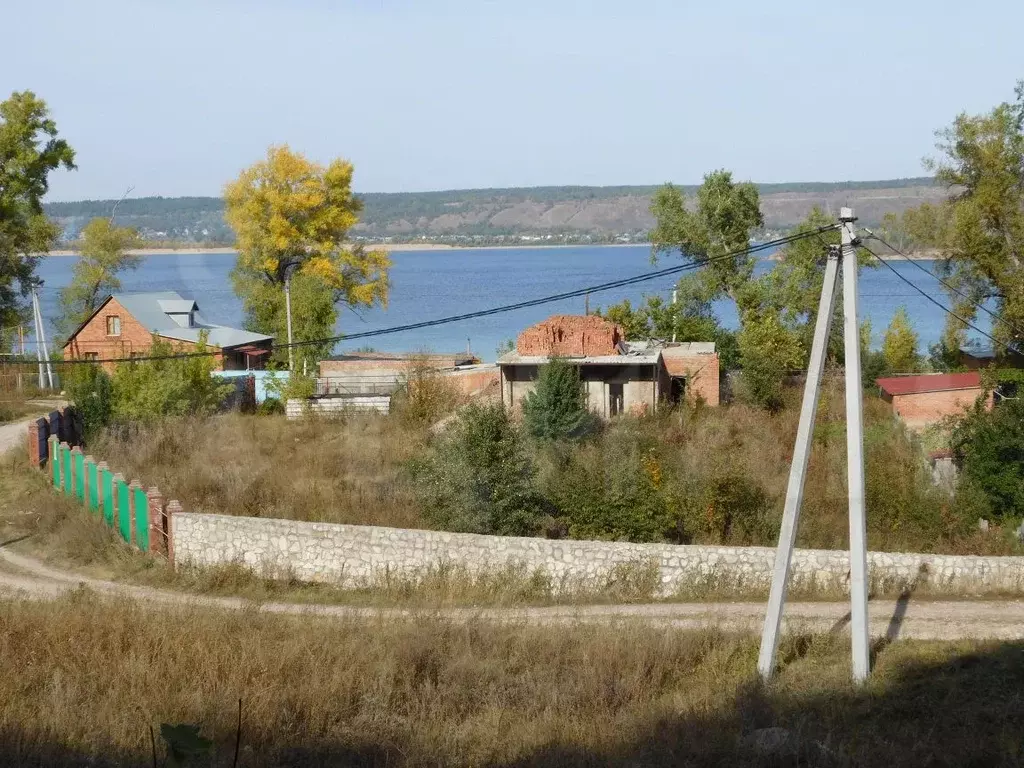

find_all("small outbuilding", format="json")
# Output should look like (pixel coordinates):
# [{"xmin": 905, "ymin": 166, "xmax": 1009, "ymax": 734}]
[
  {"xmin": 498, "ymin": 315, "xmax": 720, "ymax": 416},
  {"xmin": 876, "ymin": 372, "xmax": 992, "ymax": 429}
]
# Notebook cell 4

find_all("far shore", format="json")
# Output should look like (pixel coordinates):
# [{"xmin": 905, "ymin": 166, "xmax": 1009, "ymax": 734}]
[{"xmin": 45, "ymin": 243, "xmax": 942, "ymax": 260}]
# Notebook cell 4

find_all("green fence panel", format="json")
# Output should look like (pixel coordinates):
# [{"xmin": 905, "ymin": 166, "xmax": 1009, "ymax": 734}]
[
  {"xmin": 87, "ymin": 462, "xmax": 99, "ymax": 513},
  {"xmin": 62, "ymin": 448, "xmax": 72, "ymax": 496},
  {"xmin": 51, "ymin": 442, "xmax": 60, "ymax": 489},
  {"xmin": 102, "ymin": 470, "xmax": 114, "ymax": 527},
  {"xmin": 133, "ymin": 486, "xmax": 149, "ymax": 551},
  {"xmin": 116, "ymin": 479, "xmax": 131, "ymax": 543},
  {"xmin": 74, "ymin": 453, "xmax": 85, "ymax": 503}
]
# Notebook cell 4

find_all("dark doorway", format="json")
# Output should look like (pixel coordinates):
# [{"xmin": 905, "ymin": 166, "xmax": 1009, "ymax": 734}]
[
  {"xmin": 609, "ymin": 382, "xmax": 624, "ymax": 416},
  {"xmin": 669, "ymin": 377, "xmax": 686, "ymax": 404}
]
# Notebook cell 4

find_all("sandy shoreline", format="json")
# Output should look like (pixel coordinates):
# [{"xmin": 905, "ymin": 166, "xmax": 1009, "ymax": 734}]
[
  {"xmin": 44, "ymin": 243, "xmax": 941, "ymax": 260},
  {"xmin": 45, "ymin": 242, "xmax": 645, "ymax": 256}
]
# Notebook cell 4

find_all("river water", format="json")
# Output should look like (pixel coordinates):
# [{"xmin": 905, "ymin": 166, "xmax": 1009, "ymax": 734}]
[{"xmin": 33, "ymin": 245, "xmax": 989, "ymax": 359}]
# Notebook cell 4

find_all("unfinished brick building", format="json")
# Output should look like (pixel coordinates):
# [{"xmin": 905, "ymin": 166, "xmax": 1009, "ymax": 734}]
[
  {"xmin": 516, "ymin": 315, "xmax": 624, "ymax": 357},
  {"xmin": 499, "ymin": 314, "xmax": 720, "ymax": 416}
]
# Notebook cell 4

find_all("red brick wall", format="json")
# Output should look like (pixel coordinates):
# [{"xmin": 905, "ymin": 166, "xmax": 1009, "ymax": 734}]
[
  {"xmin": 516, "ymin": 315, "xmax": 623, "ymax": 357},
  {"xmin": 63, "ymin": 298, "xmax": 226, "ymax": 370},
  {"xmin": 890, "ymin": 387, "xmax": 992, "ymax": 427},
  {"xmin": 661, "ymin": 353, "xmax": 720, "ymax": 406}
]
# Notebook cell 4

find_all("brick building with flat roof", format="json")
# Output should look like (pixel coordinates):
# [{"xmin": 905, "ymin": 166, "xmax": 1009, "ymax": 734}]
[{"xmin": 498, "ymin": 315, "xmax": 720, "ymax": 416}]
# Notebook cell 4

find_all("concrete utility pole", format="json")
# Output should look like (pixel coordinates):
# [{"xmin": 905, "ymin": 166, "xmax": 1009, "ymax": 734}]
[
  {"xmin": 284, "ymin": 271, "xmax": 295, "ymax": 372},
  {"xmin": 31, "ymin": 291, "xmax": 45, "ymax": 388},
  {"xmin": 757, "ymin": 243, "xmax": 840, "ymax": 680},
  {"xmin": 841, "ymin": 207, "xmax": 870, "ymax": 683},
  {"xmin": 30, "ymin": 287, "xmax": 55, "ymax": 389},
  {"xmin": 757, "ymin": 207, "xmax": 870, "ymax": 684}
]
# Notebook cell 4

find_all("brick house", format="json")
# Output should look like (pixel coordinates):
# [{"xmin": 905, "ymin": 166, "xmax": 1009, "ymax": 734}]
[
  {"xmin": 875, "ymin": 372, "xmax": 992, "ymax": 429},
  {"xmin": 498, "ymin": 315, "xmax": 720, "ymax": 416},
  {"xmin": 63, "ymin": 291, "xmax": 274, "ymax": 370}
]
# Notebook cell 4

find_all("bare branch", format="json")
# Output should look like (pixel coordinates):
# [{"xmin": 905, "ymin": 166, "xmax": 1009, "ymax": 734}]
[{"xmin": 109, "ymin": 185, "xmax": 135, "ymax": 223}]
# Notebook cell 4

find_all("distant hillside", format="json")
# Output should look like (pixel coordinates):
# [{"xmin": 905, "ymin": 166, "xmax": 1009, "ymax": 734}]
[{"xmin": 44, "ymin": 178, "xmax": 945, "ymax": 246}]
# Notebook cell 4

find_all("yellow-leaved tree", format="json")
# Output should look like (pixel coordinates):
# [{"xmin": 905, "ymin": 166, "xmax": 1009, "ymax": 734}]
[{"xmin": 224, "ymin": 145, "xmax": 390, "ymax": 370}]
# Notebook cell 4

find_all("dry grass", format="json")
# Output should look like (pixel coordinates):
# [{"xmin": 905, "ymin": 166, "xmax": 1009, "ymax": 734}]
[
  {"xmin": 0, "ymin": 595, "xmax": 1023, "ymax": 766},
  {"xmin": 89, "ymin": 413, "xmax": 428, "ymax": 528}
]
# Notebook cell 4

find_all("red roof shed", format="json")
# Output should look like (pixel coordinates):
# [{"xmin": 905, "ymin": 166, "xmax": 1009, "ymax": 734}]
[{"xmin": 876, "ymin": 372, "xmax": 982, "ymax": 396}]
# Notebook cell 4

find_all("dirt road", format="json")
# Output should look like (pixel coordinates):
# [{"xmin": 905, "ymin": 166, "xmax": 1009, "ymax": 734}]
[
  {"xmin": 2, "ymin": 545, "xmax": 1024, "ymax": 640},
  {"xmin": 0, "ymin": 404, "xmax": 65, "ymax": 456}
]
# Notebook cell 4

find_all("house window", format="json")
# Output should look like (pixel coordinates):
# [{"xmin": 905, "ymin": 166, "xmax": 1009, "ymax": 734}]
[
  {"xmin": 83, "ymin": 352, "xmax": 98, "ymax": 361},
  {"xmin": 106, "ymin": 315, "xmax": 121, "ymax": 336}
]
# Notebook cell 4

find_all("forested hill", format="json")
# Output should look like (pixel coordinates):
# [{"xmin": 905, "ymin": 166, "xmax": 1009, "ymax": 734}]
[{"xmin": 44, "ymin": 177, "xmax": 944, "ymax": 246}]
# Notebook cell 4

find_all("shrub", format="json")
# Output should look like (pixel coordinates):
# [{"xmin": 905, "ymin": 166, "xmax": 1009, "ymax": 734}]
[
  {"xmin": 951, "ymin": 396, "xmax": 1024, "ymax": 519},
  {"xmin": 411, "ymin": 403, "xmax": 546, "ymax": 536},
  {"xmin": 110, "ymin": 334, "xmax": 233, "ymax": 423},
  {"xmin": 522, "ymin": 357, "xmax": 597, "ymax": 440},
  {"xmin": 63, "ymin": 364, "xmax": 114, "ymax": 441},
  {"xmin": 546, "ymin": 427, "xmax": 673, "ymax": 542},
  {"xmin": 391, "ymin": 359, "xmax": 461, "ymax": 425},
  {"xmin": 257, "ymin": 396, "xmax": 285, "ymax": 416},
  {"xmin": 675, "ymin": 468, "xmax": 775, "ymax": 545}
]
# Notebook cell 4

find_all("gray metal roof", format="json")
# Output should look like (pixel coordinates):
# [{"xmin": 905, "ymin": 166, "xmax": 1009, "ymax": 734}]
[{"xmin": 111, "ymin": 292, "xmax": 273, "ymax": 348}]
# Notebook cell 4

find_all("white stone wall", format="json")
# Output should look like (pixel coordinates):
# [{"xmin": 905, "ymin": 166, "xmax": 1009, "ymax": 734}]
[
  {"xmin": 286, "ymin": 396, "xmax": 390, "ymax": 420},
  {"xmin": 171, "ymin": 513, "xmax": 1024, "ymax": 595}
]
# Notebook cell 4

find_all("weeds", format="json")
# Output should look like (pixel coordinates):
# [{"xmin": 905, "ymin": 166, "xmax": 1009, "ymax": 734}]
[{"xmin": 1, "ymin": 595, "xmax": 1024, "ymax": 765}]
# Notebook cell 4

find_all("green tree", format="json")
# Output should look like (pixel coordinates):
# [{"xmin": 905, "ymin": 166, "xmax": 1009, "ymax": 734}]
[
  {"xmin": 411, "ymin": 402, "xmax": 545, "ymax": 536},
  {"xmin": 882, "ymin": 307, "xmax": 920, "ymax": 372},
  {"xmin": 651, "ymin": 170, "xmax": 764, "ymax": 306},
  {"xmin": 951, "ymin": 397, "xmax": 1024, "ymax": 519},
  {"xmin": 57, "ymin": 217, "xmax": 141, "ymax": 338},
  {"xmin": 111, "ymin": 335, "xmax": 233, "ymax": 422},
  {"xmin": 736, "ymin": 309, "xmax": 803, "ymax": 411},
  {"xmin": 0, "ymin": 91, "xmax": 75, "ymax": 331},
  {"xmin": 522, "ymin": 357, "xmax": 597, "ymax": 440},
  {"xmin": 224, "ymin": 145, "xmax": 391, "ymax": 370},
  {"xmin": 910, "ymin": 82, "xmax": 1024, "ymax": 355}
]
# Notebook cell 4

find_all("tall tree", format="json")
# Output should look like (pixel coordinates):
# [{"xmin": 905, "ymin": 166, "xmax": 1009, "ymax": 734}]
[
  {"xmin": 57, "ymin": 217, "xmax": 141, "ymax": 338},
  {"xmin": 224, "ymin": 145, "xmax": 390, "ymax": 369},
  {"xmin": 650, "ymin": 169, "xmax": 764, "ymax": 313},
  {"xmin": 924, "ymin": 82, "xmax": 1024, "ymax": 355},
  {"xmin": 882, "ymin": 307, "xmax": 920, "ymax": 373},
  {"xmin": 0, "ymin": 91, "xmax": 75, "ymax": 333}
]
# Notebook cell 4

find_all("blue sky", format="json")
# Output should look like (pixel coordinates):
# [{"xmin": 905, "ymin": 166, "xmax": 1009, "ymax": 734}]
[{"xmin": 5, "ymin": 0, "xmax": 1021, "ymax": 200}]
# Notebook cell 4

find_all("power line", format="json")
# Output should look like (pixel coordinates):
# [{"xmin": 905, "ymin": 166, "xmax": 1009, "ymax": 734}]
[
  {"xmin": 1, "ymin": 227, "xmax": 836, "ymax": 366},
  {"xmin": 860, "ymin": 244, "xmax": 1019, "ymax": 356},
  {"xmin": 863, "ymin": 230, "xmax": 1024, "ymax": 344}
]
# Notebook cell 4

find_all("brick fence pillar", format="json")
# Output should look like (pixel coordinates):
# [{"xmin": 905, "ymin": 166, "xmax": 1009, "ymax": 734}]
[
  {"xmin": 148, "ymin": 487, "xmax": 166, "ymax": 556},
  {"xmin": 165, "ymin": 499, "xmax": 183, "ymax": 567},
  {"xmin": 27, "ymin": 418, "xmax": 47, "ymax": 468}
]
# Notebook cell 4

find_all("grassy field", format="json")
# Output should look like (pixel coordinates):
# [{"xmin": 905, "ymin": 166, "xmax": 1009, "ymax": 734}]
[
  {"xmin": 81, "ymin": 379, "xmax": 1020, "ymax": 556},
  {"xmin": 1, "ymin": 594, "xmax": 1023, "ymax": 767},
  {"xmin": 90, "ymin": 413, "xmax": 428, "ymax": 529}
]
